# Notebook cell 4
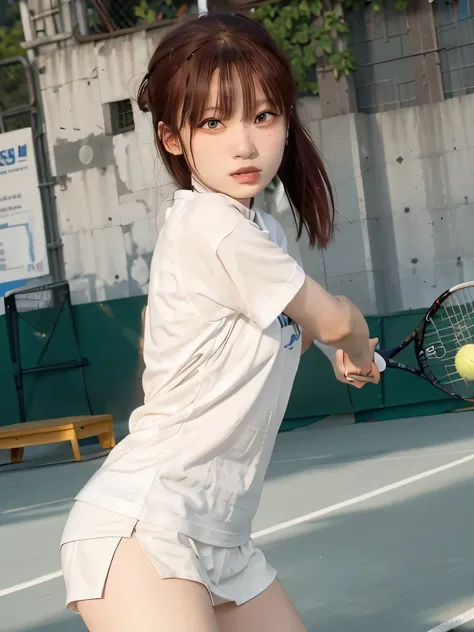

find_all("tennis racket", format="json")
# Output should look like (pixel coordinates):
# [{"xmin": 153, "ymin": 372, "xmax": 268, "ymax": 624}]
[{"xmin": 314, "ymin": 281, "xmax": 474, "ymax": 402}]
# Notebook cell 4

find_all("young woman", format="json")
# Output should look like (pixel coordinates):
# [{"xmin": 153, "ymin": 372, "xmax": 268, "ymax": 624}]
[{"xmin": 60, "ymin": 12, "xmax": 380, "ymax": 632}]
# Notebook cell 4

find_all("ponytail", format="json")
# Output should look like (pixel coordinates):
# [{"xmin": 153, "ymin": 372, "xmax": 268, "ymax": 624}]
[{"xmin": 278, "ymin": 114, "xmax": 335, "ymax": 249}]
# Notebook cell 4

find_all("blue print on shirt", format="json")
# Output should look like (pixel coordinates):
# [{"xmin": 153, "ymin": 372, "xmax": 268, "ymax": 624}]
[{"xmin": 278, "ymin": 314, "xmax": 301, "ymax": 350}]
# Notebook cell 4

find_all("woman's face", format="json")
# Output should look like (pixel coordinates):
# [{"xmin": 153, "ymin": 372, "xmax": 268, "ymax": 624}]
[{"xmin": 163, "ymin": 70, "xmax": 287, "ymax": 207}]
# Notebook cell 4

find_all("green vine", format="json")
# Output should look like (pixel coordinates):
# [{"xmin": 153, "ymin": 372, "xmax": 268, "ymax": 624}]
[
  {"xmin": 134, "ymin": 0, "xmax": 189, "ymax": 22},
  {"xmin": 254, "ymin": 0, "xmax": 409, "ymax": 95}
]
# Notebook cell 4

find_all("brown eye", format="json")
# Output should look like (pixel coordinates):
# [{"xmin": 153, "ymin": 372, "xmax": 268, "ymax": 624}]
[{"xmin": 255, "ymin": 111, "xmax": 276, "ymax": 124}]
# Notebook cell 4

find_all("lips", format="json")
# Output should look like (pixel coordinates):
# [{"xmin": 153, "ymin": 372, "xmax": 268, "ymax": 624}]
[
  {"xmin": 231, "ymin": 167, "xmax": 260, "ymax": 175},
  {"xmin": 231, "ymin": 166, "xmax": 261, "ymax": 184}
]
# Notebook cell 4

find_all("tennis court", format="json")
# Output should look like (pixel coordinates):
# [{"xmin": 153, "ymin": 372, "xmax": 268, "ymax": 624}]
[{"xmin": 1, "ymin": 411, "xmax": 474, "ymax": 631}]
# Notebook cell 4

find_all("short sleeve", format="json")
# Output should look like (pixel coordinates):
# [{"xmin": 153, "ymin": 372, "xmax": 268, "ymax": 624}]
[{"xmin": 178, "ymin": 195, "xmax": 305, "ymax": 330}]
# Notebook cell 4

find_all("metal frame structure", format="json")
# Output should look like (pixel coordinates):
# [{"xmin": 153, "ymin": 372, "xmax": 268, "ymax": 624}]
[
  {"xmin": 4, "ymin": 281, "xmax": 92, "ymax": 423},
  {"xmin": 0, "ymin": 55, "xmax": 64, "ymax": 284}
]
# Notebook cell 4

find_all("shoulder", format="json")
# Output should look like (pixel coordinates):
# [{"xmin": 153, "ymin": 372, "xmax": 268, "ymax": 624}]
[
  {"xmin": 174, "ymin": 190, "xmax": 246, "ymax": 253},
  {"xmin": 178, "ymin": 191, "xmax": 243, "ymax": 231}
]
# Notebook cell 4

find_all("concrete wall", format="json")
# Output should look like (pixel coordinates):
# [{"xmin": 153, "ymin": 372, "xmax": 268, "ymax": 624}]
[
  {"xmin": 274, "ymin": 93, "xmax": 474, "ymax": 316},
  {"xmin": 36, "ymin": 27, "xmax": 176, "ymax": 306},
  {"xmin": 358, "ymin": 94, "xmax": 474, "ymax": 313},
  {"xmin": 22, "ymin": 11, "xmax": 474, "ymax": 317},
  {"xmin": 294, "ymin": 98, "xmax": 379, "ymax": 314}
]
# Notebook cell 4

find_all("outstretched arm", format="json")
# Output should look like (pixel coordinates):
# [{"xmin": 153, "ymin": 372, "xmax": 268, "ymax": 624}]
[{"xmin": 285, "ymin": 276, "xmax": 380, "ymax": 386}]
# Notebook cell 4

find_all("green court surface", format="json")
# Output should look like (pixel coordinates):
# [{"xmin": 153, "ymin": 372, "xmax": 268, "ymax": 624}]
[{"xmin": 1, "ymin": 411, "xmax": 474, "ymax": 631}]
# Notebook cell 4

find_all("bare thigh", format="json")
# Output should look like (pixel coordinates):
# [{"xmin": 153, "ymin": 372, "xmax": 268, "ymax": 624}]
[
  {"xmin": 215, "ymin": 578, "xmax": 307, "ymax": 632},
  {"xmin": 77, "ymin": 536, "xmax": 219, "ymax": 632}
]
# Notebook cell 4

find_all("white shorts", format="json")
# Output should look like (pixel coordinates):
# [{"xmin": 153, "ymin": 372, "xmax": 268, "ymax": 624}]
[{"xmin": 60, "ymin": 502, "xmax": 276, "ymax": 613}]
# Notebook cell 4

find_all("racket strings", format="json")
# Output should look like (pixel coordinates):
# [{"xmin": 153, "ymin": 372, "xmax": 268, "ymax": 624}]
[{"xmin": 425, "ymin": 286, "xmax": 474, "ymax": 396}]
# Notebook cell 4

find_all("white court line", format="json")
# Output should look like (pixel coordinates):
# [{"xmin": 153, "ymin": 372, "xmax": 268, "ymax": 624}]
[
  {"xmin": 2, "ymin": 452, "xmax": 474, "ymax": 599},
  {"xmin": 0, "ymin": 571, "xmax": 63, "ymax": 598},
  {"xmin": 0, "ymin": 497, "xmax": 73, "ymax": 516},
  {"xmin": 253, "ymin": 453, "xmax": 474, "ymax": 539},
  {"xmin": 271, "ymin": 449, "xmax": 474, "ymax": 465},
  {"xmin": 426, "ymin": 606, "xmax": 474, "ymax": 631},
  {"xmin": 271, "ymin": 455, "xmax": 331, "ymax": 464}
]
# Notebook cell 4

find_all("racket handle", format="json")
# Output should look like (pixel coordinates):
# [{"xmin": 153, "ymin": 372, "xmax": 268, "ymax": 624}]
[{"xmin": 312, "ymin": 340, "xmax": 386, "ymax": 372}]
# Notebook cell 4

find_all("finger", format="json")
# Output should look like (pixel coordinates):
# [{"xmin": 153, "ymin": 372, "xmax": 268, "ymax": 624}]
[
  {"xmin": 333, "ymin": 350, "xmax": 366, "ymax": 388},
  {"xmin": 335, "ymin": 352, "xmax": 363, "ymax": 387},
  {"xmin": 344, "ymin": 362, "xmax": 371, "ymax": 380},
  {"xmin": 355, "ymin": 338, "xmax": 379, "ymax": 375},
  {"xmin": 333, "ymin": 349, "xmax": 348, "ymax": 382},
  {"xmin": 335, "ymin": 350, "xmax": 380, "ymax": 388},
  {"xmin": 348, "ymin": 362, "xmax": 381, "ymax": 384},
  {"xmin": 347, "ymin": 374, "xmax": 374, "ymax": 383},
  {"xmin": 343, "ymin": 353, "xmax": 374, "ymax": 377},
  {"xmin": 369, "ymin": 337, "xmax": 379, "ymax": 351}
]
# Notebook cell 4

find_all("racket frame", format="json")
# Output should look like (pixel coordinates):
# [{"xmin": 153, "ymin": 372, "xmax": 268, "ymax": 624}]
[{"xmin": 378, "ymin": 282, "xmax": 474, "ymax": 402}]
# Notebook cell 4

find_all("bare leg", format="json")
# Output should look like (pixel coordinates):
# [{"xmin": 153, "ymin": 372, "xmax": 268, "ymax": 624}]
[
  {"xmin": 215, "ymin": 578, "xmax": 307, "ymax": 632},
  {"xmin": 77, "ymin": 537, "xmax": 219, "ymax": 632}
]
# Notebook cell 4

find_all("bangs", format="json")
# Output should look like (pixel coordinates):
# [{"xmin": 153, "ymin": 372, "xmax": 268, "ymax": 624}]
[
  {"xmin": 167, "ymin": 38, "xmax": 293, "ymax": 130},
  {"xmin": 139, "ymin": 13, "xmax": 334, "ymax": 247}
]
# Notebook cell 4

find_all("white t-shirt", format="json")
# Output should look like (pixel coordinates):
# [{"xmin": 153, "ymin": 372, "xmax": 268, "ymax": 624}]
[{"xmin": 75, "ymin": 187, "xmax": 305, "ymax": 546}]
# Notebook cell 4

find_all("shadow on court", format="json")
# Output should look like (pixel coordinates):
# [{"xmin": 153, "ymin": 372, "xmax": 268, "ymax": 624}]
[
  {"xmin": 7, "ymin": 452, "xmax": 474, "ymax": 631},
  {"xmin": 2, "ymin": 413, "xmax": 474, "ymax": 631},
  {"xmin": 266, "ymin": 412, "xmax": 474, "ymax": 481},
  {"xmin": 262, "ymin": 468, "xmax": 474, "ymax": 631},
  {"xmin": 12, "ymin": 614, "xmax": 84, "ymax": 632},
  {"xmin": 3, "ymin": 412, "xmax": 474, "ymax": 529}
]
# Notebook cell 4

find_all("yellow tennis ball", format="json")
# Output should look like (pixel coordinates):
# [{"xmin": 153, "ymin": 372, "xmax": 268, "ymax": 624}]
[{"xmin": 455, "ymin": 345, "xmax": 474, "ymax": 381}]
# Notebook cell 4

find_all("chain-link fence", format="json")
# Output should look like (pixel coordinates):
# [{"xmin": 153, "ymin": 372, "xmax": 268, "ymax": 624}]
[
  {"xmin": 81, "ymin": 0, "xmax": 260, "ymax": 35},
  {"xmin": 355, "ymin": 78, "xmax": 417, "ymax": 114},
  {"xmin": 85, "ymin": 0, "xmax": 194, "ymax": 34},
  {"xmin": 0, "ymin": 61, "xmax": 31, "ymax": 133},
  {"xmin": 439, "ymin": 41, "xmax": 474, "ymax": 100},
  {"xmin": 436, "ymin": 0, "xmax": 474, "ymax": 100}
]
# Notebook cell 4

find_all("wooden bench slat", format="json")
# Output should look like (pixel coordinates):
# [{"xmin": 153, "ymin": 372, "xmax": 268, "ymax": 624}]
[
  {"xmin": 0, "ymin": 415, "xmax": 115, "ymax": 464},
  {"xmin": 0, "ymin": 429, "xmax": 76, "ymax": 450},
  {"xmin": 0, "ymin": 415, "xmax": 113, "ymax": 437}
]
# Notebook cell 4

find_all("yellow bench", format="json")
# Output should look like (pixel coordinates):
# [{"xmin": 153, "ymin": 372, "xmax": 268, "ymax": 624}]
[{"xmin": 0, "ymin": 415, "xmax": 115, "ymax": 464}]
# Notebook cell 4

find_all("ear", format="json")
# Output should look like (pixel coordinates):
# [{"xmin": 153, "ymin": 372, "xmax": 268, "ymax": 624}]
[{"xmin": 158, "ymin": 121, "xmax": 182, "ymax": 156}]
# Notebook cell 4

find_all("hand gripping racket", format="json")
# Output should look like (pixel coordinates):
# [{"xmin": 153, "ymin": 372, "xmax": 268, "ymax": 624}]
[{"xmin": 314, "ymin": 281, "xmax": 474, "ymax": 402}]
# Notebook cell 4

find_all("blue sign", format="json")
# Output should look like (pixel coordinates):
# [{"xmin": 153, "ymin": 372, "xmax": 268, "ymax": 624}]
[
  {"xmin": 0, "ymin": 144, "xmax": 28, "ymax": 167},
  {"xmin": 0, "ymin": 128, "xmax": 49, "ymax": 305}
]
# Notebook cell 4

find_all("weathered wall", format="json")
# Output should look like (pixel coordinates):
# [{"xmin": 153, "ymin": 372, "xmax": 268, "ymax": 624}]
[
  {"xmin": 28, "ymin": 20, "xmax": 474, "ymax": 317},
  {"xmin": 37, "ymin": 28, "xmax": 175, "ymax": 306},
  {"xmin": 287, "ymin": 93, "xmax": 474, "ymax": 315},
  {"xmin": 292, "ymin": 99, "xmax": 380, "ymax": 315},
  {"xmin": 358, "ymin": 93, "xmax": 474, "ymax": 313}
]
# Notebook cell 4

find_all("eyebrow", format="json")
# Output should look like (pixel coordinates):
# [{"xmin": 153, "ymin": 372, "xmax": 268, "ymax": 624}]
[{"xmin": 201, "ymin": 98, "xmax": 271, "ymax": 115}]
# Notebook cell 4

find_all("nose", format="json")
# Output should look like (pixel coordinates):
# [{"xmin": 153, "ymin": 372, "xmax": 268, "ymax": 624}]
[{"xmin": 231, "ymin": 124, "xmax": 258, "ymax": 160}]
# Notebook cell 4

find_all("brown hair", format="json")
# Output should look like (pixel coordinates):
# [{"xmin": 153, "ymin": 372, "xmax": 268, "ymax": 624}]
[{"xmin": 137, "ymin": 13, "xmax": 334, "ymax": 248}]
